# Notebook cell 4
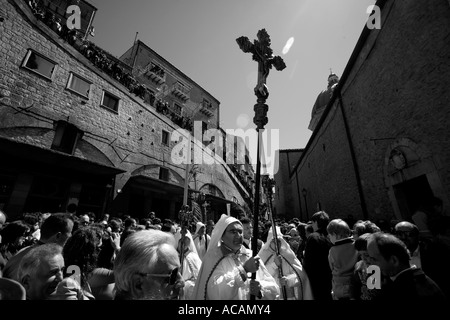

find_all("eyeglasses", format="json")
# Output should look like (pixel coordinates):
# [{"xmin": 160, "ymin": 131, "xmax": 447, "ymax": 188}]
[{"xmin": 138, "ymin": 267, "xmax": 179, "ymax": 286}]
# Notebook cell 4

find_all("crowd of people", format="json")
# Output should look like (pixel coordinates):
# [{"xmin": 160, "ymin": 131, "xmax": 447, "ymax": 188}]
[{"xmin": 1, "ymin": 197, "xmax": 450, "ymax": 301}]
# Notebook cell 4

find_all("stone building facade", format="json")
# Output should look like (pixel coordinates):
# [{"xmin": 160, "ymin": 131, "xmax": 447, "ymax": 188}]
[
  {"xmin": 290, "ymin": 0, "xmax": 450, "ymax": 223},
  {"xmin": 0, "ymin": 0, "xmax": 254, "ymax": 222}
]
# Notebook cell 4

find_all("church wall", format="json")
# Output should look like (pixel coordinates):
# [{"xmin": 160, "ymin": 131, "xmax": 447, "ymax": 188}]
[
  {"xmin": 273, "ymin": 150, "xmax": 303, "ymax": 221},
  {"xmin": 341, "ymin": 0, "xmax": 450, "ymax": 220},
  {"xmin": 292, "ymin": 102, "xmax": 362, "ymax": 222},
  {"xmin": 293, "ymin": 0, "xmax": 450, "ymax": 223}
]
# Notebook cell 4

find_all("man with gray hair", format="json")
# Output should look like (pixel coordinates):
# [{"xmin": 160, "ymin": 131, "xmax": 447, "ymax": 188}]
[
  {"xmin": 367, "ymin": 232, "xmax": 445, "ymax": 300},
  {"xmin": 17, "ymin": 243, "xmax": 65, "ymax": 300},
  {"xmin": 113, "ymin": 229, "xmax": 184, "ymax": 300},
  {"xmin": 3, "ymin": 213, "xmax": 73, "ymax": 281}
]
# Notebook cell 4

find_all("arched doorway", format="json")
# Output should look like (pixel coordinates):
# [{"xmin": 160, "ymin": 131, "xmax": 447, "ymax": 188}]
[{"xmin": 384, "ymin": 138, "xmax": 448, "ymax": 220}]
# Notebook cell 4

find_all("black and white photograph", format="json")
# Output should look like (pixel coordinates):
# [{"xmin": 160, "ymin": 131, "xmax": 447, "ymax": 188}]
[{"xmin": 0, "ymin": 0, "xmax": 449, "ymax": 315}]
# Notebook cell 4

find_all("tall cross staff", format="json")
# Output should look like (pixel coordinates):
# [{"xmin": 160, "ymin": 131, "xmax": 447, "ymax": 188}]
[
  {"xmin": 262, "ymin": 175, "xmax": 288, "ymax": 300},
  {"xmin": 236, "ymin": 29, "xmax": 286, "ymax": 300},
  {"xmin": 202, "ymin": 201, "xmax": 209, "ymax": 250}
]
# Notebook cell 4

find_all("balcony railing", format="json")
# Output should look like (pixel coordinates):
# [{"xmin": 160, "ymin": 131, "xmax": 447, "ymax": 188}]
[
  {"xmin": 145, "ymin": 64, "xmax": 165, "ymax": 85},
  {"xmin": 172, "ymin": 82, "xmax": 190, "ymax": 101},
  {"xmin": 199, "ymin": 100, "xmax": 215, "ymax": 117},
  {"xmin": 154, "ymin": 99, "xmax": 192, "ymax": 130},
  {"xmin": 24, "ymin": 1, "xmax": 196, "ymax": 133}
]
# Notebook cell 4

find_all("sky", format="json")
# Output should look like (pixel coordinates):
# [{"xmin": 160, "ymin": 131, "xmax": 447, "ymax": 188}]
[{"xmin": 87, "ymin": 0, "xmax": 375, "ymax": 170}]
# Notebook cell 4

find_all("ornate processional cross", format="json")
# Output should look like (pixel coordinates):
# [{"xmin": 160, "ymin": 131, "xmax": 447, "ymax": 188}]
[{"xmin": 236, "ymin": 29, "xmax": 286, "ymax": 129}]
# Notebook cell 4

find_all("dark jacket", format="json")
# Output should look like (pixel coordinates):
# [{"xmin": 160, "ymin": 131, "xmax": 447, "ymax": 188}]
[
  {"xmin": 381, "ymin": 267, "xmax": 446, "ymax": 301},
  {"xmin": 243, "ymin": 238, "xmax": 263, "ymax": 254},
  {"xmin": 419, "ymin": 237, "xmax": 450, "ymax": 299},
  {"xmin": 303, "ymin": 229, "xmax": 332, "ymax": 300}
]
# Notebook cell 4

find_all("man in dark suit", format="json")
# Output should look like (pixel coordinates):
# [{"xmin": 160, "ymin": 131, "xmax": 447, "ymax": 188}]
[
  {"xmin": 367, "ymin": 232, "xmax": 446, "ymax": 301},
  {"xmin": 240, "ymin": 217, "xmax": 264, "ymax": 254},
  {"xmin": 395, "ymin": 220, "xmax": 450, "ymax": 299},
  {"xmin": 303, "ymin": 211, "xmax": 332, "ymax": 300}
]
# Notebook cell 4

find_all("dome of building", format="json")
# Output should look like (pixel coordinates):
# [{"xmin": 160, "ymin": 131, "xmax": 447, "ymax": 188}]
[{"xmin": 308, "ymin": 73, "xmax": 339, "ymax": 131}]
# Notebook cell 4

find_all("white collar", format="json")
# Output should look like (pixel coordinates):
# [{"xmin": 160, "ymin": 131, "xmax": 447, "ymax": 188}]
[
  {"xmin": 390, "ymin": 265, "xmax": 417, "ymax": 282},
  {"xmin": 411, "ymin": 246, "xmax": 420, "ymax": 257}
]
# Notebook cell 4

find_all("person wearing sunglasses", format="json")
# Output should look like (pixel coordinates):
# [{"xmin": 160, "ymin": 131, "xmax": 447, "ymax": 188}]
[{"xmin": 113, "ymin": 229, "xmax": 184, "ymax": 300}]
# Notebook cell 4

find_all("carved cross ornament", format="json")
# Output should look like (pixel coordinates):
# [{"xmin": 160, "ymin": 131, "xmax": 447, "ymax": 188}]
[
  {"xmin": 236, "ymin": 29, "xmax": 286, "ymax": 129},
  {"xmin": 236, "ymin": 29, "xmax": 286, "ymax": 99}
]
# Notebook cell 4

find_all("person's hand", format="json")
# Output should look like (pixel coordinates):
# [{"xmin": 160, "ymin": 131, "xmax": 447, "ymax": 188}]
[
  {"xmin": 243, "ymin": 256, "xmax": 260, "ymax": 273},
  {"xmin": 279, "ymin": 276, "xmax": 287, "ymax": 286},
  {"xmin": 110, "ymin": 232, "xmax": 121, "ymax": 251},
  {"xmin": 249, "ymin": 279, "xmax": 262, "ymax": 298}
]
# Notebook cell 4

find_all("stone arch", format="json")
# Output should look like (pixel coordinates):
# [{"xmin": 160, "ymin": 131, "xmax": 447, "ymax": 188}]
[
  {"xmin": 199, "ymin": 183, "xmax": 225, "ymax": 198},
  {"xmin": 383, "ymin": 137, "xmax": 447, "ymax": 220},
  {"xmin": 131, "ymin": 164, "xmax": 184, "ymax": 184},
  {"xmin": 0, "ymin": 126, "xmax": 54, "ymax": 148},
  {"xmin": 76, "ymin": 139, "xmax": 116, "ymax": 168},
  {"xmin": 0, "ymin": 126, "xmax": 116, "ymax": 168}
]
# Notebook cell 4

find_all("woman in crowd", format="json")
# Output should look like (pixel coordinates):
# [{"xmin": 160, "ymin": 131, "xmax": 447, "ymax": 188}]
[
  {"xmin": 0, "ymin": 220, "xmax": 31, "ymax": 267},
  {"xmin": 51, "ymin": 225, "xmax": 114, "ymax": 300}
]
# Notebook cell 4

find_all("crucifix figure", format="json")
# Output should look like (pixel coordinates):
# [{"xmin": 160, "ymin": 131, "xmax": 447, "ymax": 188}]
[
  {"xmin": 236, "ymin": 29, "xmax": 286, "ymax": 129},
  {"xmin": 202, "ymin": 200, "xmax": 209, "ymax": 222},
  {"xmin": 236, "ymin": 29, "xmax": 286, "ymax": 100}
]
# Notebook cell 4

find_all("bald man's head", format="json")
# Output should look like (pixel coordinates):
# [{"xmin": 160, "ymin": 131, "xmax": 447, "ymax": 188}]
[
  {"xmin": 0, "ymin": 210, "xmax": 6, "ymax": 229},
  {"xmin": 394, "ymin": 221, "xmax": 419, "ymax": 253}
]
